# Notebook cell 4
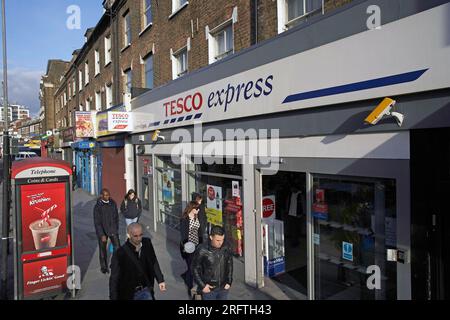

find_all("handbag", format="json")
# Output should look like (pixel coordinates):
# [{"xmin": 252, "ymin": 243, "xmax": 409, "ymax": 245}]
[{"xmin": 123, "ymin": 244, "xmax": 155, "ymax": 300}]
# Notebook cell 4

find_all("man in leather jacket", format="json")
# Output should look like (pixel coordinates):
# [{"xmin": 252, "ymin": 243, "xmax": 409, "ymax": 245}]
[{"xmin": 191, "ymin": 225, "xmax": 233, "ymax": 300}]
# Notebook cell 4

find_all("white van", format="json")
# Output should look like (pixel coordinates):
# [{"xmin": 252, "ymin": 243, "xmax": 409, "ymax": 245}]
[{"xmin": 14, "ymin": 152, "xmax": 38, "ymax": 161}]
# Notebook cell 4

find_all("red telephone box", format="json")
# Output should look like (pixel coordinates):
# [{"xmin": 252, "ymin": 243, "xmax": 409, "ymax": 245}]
[{"xmin": 11, "ymin": 158, "xmax": 74, "ymax": 300}]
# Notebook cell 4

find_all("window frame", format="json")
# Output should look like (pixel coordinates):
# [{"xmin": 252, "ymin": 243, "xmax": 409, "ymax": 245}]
[
  {"xmin": 212, "ymin": 23, "xmax": 234, "ymax": 62},
  {"xmin": 143, "ymin": 0, "xmax": 153, "ymax": 28},
  {"xmin": 124, "ymin": 68, "xmax": 132, "ymax": 94},
  {"xmin": 173, "ymin": 47, "xmax": 188, "ymax": 79},
  {"xmin": 95, "ymin": 91, "xmax": 102, "ymax": 111},
  {"xmin": 95, "ymin": 49, "xmax": 101, "ymax": 76},
  {"xmin": 123, "ymin": 11, "xmax": 132, "ymax": 48},
  {"xmin": 106, "ymin": 83, "xmax": 113, "ymax": 108},
  {"xmin": 143, "ymin": 53, "xmax": 154, "ymax": 89},
  {"xmin": 105, "ymin": 35, "xmax": 112, "ymax": 66}
]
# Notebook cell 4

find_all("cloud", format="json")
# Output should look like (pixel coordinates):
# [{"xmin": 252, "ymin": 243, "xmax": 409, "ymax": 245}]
[{"xmin": 0, "ymin": 68, "xmax": 43, "ymax": 117}]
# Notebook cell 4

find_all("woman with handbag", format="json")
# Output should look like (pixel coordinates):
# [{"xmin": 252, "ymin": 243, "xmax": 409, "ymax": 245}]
[{"xmin": 179, "ymin": 201, "xmax": 205, "ymax": 297}]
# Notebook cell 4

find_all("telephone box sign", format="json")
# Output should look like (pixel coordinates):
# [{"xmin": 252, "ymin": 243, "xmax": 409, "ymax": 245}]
[{"xmin": 12, "ymin": 158, "xmax": 74, "ymax": 300}]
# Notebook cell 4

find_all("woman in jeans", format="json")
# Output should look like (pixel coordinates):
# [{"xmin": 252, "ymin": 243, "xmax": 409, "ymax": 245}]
[
  {"xmin": 179, "ymin": 201, "xmax": 205, "ymax": 296},
  {"xmin": 120, "ymin": 189, "xmax": 142, "ymax": 226}
]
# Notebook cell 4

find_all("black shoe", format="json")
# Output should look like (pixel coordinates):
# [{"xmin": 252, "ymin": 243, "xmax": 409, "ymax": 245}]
[
  {"xmin": 101, "ymin": 268, "xmax": 109, "ymax": 274},
  {"xmin": 180, "ymin": 272, "xmax": 187, "ymax": 282}
]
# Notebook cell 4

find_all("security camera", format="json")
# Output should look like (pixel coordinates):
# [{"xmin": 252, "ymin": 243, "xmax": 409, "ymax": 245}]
[
  {"xmin": 365, "ymin": 98, "xmax": 404, "ymax": 127},
  {"xmin": 151, "ymin": 130, "xmax": 165, "ymax": 142}
]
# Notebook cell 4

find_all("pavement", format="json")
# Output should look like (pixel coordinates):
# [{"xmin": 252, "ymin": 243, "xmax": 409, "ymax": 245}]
[
  {"xmin": 0, "ymin": 177, "xmax": 299, "ymax": 300},
  {"xmin": 70, "ymin": 188, "xmax": 274, "ymax": 300}
]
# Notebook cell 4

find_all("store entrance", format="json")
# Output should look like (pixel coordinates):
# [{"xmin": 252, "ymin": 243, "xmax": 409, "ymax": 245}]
[{"xmin": 261, "ymin": 171, "xmax": 308, "ymax": 295}]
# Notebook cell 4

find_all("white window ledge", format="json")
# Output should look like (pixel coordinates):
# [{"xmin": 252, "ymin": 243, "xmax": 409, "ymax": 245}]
[
  {"xmin": 169, "ymin": 2, "xmax": 188, "ymax": 20},
  {"xmin": 121, "ymin": 44, "xmax": 131, "ymax": 53},
  {"xmin": 139, "ymin": 23, "xmax": 153, "ymax": 37}
]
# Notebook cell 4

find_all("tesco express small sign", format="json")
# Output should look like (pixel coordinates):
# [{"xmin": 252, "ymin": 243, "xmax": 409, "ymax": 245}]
[{"xmin": 108, "ymin": 112, "xmax": 133, "ymax": 132}]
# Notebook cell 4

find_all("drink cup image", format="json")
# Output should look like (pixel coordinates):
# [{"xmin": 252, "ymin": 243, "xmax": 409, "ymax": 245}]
[{"xmin": 29, "ymin": 219, "xmax": 61, "ymax": 250}]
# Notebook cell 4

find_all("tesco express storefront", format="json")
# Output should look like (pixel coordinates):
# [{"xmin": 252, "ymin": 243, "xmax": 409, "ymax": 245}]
[{"xmin": 129, "ymin": 2, "xmax": 450, "ymax": 300}]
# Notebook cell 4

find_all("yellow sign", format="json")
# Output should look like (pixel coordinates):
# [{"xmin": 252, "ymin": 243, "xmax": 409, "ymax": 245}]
[{"xmin": 205, "ymin": 208, "xmax": 223, "ymax": 227}]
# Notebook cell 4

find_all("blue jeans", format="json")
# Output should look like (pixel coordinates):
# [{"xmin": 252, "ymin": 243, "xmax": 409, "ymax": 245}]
[
  {"xmin": 133, "ymin": 287, "xmax": 154, "ymax": 300},
  {"xmin": 202, "ymin": 289, "xmax": 229, "ymax": 300}
]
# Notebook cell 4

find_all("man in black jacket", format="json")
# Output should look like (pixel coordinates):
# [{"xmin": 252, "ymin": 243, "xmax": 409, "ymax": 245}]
[
  {"xmin": 109, "ymin": 223, "xmax": 166, "ymax": 300},
  {"xmin": 191, "ymin": 225, "xmax": 233, "ymax": 300},
  {"xmin": 94, "ymin": 189, "xmax": 120, "ymax": 274}
]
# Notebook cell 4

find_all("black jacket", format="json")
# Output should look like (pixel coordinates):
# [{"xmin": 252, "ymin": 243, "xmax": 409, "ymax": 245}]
[
  {"xmin": 94, "ymin": 199, "xmax": 119, "ymax": 238},
  {"xmin": 179, "ymin": 215, "xmax": 206, "ymax": 258},
  {"xmin": 109, "ymin": 238, "xmax": 164, "ymax": 300},
  {"xmin": 120, "ymin": 198, "xmax": 142, "ymax": 219},
  {"xmin": 191, "ymin": 242, "xmax": 233, "ymax": 290}
]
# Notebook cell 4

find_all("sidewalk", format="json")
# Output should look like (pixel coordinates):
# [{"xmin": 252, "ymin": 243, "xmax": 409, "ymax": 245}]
[{"xmin": 71, "ymin": 188, "xmax": 274, "ymax": 300}]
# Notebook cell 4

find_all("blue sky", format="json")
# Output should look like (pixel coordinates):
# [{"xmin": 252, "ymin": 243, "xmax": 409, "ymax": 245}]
[{"xmin": 0, "ymin": 0, "xmax": 104, "ymax": 116}]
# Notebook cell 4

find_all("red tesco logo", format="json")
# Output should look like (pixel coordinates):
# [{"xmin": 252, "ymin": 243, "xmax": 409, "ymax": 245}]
[
  {"xmin": 262, "ymin": 198, "xmax": 275, "ymax": 219},
  {"xmin": 164, "ymin": 92, "xmax": 203, "ymax": 117}
]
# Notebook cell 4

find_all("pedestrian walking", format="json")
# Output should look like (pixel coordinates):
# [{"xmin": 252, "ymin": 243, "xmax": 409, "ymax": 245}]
[
  {"xmin": 94, "ymin": 188, "xmax": 120, "ymax": 274},
  {"xmin": 120, "ymin": 189, "xmax": 142, "ymax": 226},
  {"xmin": 109, "ymin": 223, "xmax": 166, "ymax": 300},
  {"xmin": 179, "ymin": 201, "xmax": 206, "ymax": 297},
  {"xmin": 193, "ymin": 193, "xmax": 209, "ymax": 242},
  {"xmin": 191, "ymin": 225, "xmax": 233, "ymax": 300},
  {"xmin": 72, "ymin": 165, "xmax": 77, "ymax": 191}
]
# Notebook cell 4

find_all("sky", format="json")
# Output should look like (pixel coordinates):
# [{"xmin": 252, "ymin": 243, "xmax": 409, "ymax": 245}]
[{"xmin": 0, "ymin": 0, "xmax": 104, "ymax": 117}]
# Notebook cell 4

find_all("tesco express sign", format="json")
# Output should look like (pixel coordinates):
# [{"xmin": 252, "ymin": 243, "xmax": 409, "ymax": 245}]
[{"xmin": 163, "ymin": 75, "xmax": 274, "ymax": 117}]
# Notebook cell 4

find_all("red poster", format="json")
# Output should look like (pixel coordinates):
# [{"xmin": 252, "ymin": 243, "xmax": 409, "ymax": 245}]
[
  {"xmin": 23, "ymin": 256, "xmax": 68, "ymax": 297},
  {"xmin": 20, "ymin": 183, "xmax": 67, "ymax": 253}
]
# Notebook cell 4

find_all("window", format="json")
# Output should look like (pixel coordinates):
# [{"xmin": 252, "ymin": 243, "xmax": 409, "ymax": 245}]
[
  {"xmin": 124, "ymin": 69, "xmax": 132, "ymax": 94},
  {"xmin": 105, "ymin": 35, "xmax": 112, "ymax": 65},
  {"xmin": 95, "ymin": 49, "xmax": 100, "ymax": 75},
  {"xmin": 79, "ymin": 104, "xmax": 83, "ymax": 112},
  {"xmin": 95, "ymin": 91, "xmax": 102, "ymax": 111},
  {"xmin": 72, "ymin": 77, "xmax": 76, "ymax": 96},
  {"xmin": 144, "ymin": 54, "xmax": 153, "ymax": 89},
  {"xmin": 106, "ymin": 84, "xmax": 113, "ymax": 108},
  {"xmin": 172, "ymin": 0, "xmax": 188, "ymax": 13},
  {"xmin": 85, "ymin": 61, "xmax": 89, "ymax": 85},
  {"xmin": 173, "ymin": 47, "xmax": 188, "ymax": 79},
  {"xmin": 63, "ymin": 92, "xmax": 67, "ymax": 106},
  {"xmin": 79, "ymin": 70, "xmax": 83, "ymax": 91},
  {"xmin": 86, "ymin": 98, "xmax": 91, "ymax": 111},
  {"xmin": 124, "ymin": 12, "xmax": 131, "ymax": 47},
  {"xmin": 143, "ymin": 0, "xmax": 152, "ymax": 27},
  {"xmin": 284, "ymin": 0, "xmax": 322, "ymax": 29},
  {"xmin": 68, "ymin": 83, "xmax": 72, "ymax": 99},
  {"xmin": 213, "ymin": 24, "xmax": 233, "ymax": 61}
]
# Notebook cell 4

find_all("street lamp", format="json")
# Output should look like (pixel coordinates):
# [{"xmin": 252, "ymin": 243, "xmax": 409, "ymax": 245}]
[{"xmin": 1, "ymin": 0, "xmax": 10, "ymax": 300}]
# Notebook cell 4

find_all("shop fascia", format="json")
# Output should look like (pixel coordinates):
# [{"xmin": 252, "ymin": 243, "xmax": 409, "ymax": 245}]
[{"xmin": 132, "ymin": 6, "xmax": 450, "ymax": 136}]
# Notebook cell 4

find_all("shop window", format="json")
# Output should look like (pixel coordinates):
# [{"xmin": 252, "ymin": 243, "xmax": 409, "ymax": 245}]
[
  {"xmin": 312, "ymin": 176, "xmax": 397, "ymax": 300},
  {"xmin": 187, "ymin": 158, "xmax": 244, "ymax": 258},
  {"xmin": 155, "ymin": 156, "xmax": 182, "ymax": 230}
]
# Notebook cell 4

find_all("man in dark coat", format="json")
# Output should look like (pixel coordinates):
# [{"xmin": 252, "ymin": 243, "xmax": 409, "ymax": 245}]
[
  {"xmin": 94, "ymin": 188, "xmax": 120, "ymax": 274},
  {"xmin": 191, "ymin": 226, "xmax": 233, "ymax": 300},
  {"xmin": 109, "ymin": 223, "xmax": 166, "ymax": 300}
]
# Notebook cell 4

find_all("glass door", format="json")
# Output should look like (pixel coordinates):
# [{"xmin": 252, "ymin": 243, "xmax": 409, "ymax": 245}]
[
  {"xmin": 312, "ymin": 175, "xmax": 397, "ymax": 300},
  {"xmin": 260, "ymin": 171, "xmax": 308, "ymax": 296}
]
